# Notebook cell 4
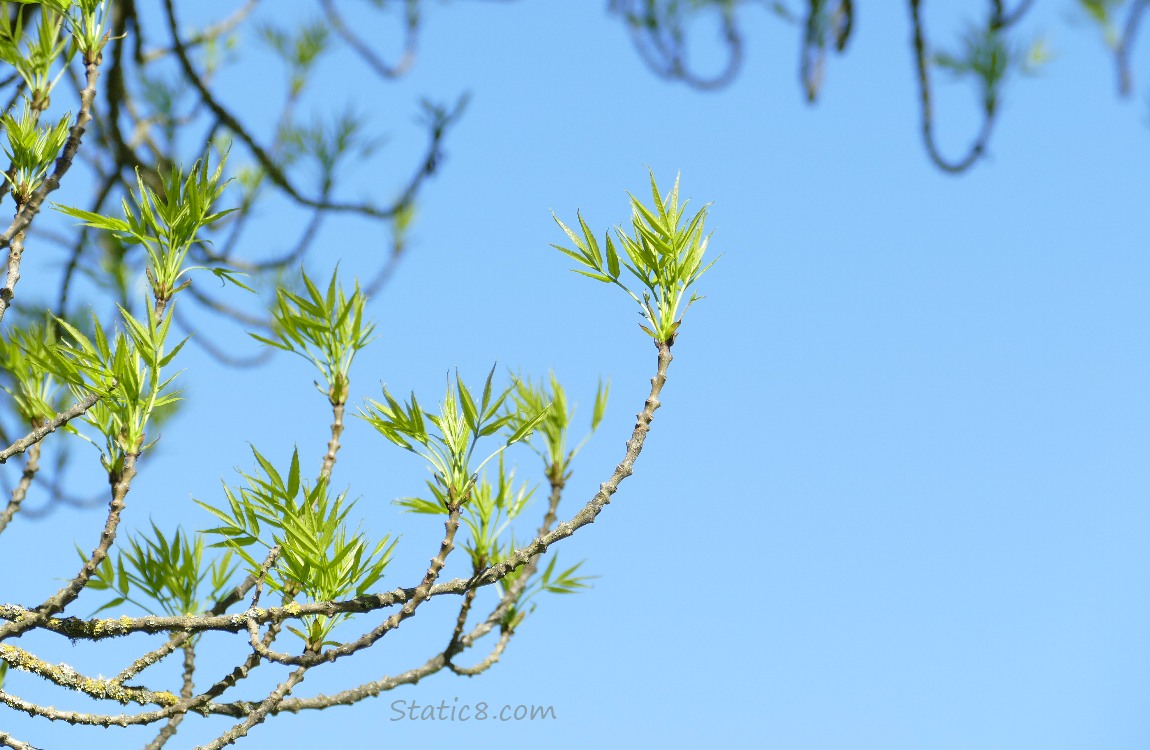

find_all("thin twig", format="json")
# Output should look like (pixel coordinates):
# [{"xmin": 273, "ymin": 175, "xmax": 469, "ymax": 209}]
[
  {"xmin": 908, "ymin": 0, "xmax": 996, "ymax": 174},
  {"xmin": 196, "ymin": 666, "xmax": 308, "ymax": 750},
  {"xmin": 162, "ymin": 0, "xmax": 430, "ymax": 221},
  {"xmin": 1116, "ymin": 0, "xmax": 1149, "ymax": 96},
  {"xmin": 321, "ymin": 0, "xmax": 418, "ymax": 79},
  {"xmin": 0, "ymin": 392, "xmax": 102, "ymax": 464},
  {"xmin": 0, "ymin": 48, "xmax": 105, "ymax": 324},
  {"xmin": 0, "ymin": 440, "xmax": 40, "ymax": 535},
  {"xmin": 0, "ymin": 450, "xmax": 139, "ymax": 640}
]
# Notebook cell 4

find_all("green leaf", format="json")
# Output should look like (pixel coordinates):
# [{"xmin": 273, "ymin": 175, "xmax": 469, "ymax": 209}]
[
  {"xmin": 457, "ymin": 371, "xmax": 478, "ymax": 432},
  {"xmin": 591, "ymin": 379, "xmax": 610, "ymax": 431},
  {"xmin": 552, "ymin": 172, "xmax": 716, "ymax": 342},
  {"xmin": 571, "ymin": 269, "xmax": 614, "ymax": 284},
  {"xmin": 92, "ymin": 596, "xmax": 127, "ymax": 615},
  {"xmin": 286, "ymin": 448, "xmax": 301, "ymax": 501},
  {"xmin": 250, "ymin": 446, "xmax": 284, "ymax": 493},
  {"xmin": 195, "ymin": 499, "xmax": 238, "ymax": 527},
  {"xmin": 605, "ymin": 234, "xmax": 621, "ymax": 279},
  {"xmin": 210, "ymin": 267, "xmax": 256, "ymax": 293},
  {"xmin": 506, "ymin": 402, "xmax": 551, "ymax": 446}
]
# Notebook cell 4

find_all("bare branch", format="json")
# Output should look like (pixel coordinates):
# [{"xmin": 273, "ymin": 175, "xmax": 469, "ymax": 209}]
[{"xmin": 0, "ymin": 392, "xmax": 102, "ymax": 465}]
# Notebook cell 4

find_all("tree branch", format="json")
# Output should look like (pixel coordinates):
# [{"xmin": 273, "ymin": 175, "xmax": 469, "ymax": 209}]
[
  {"xmin": 0, "ymin": 46, "xmax": 104, "ymax": 325},
  {"xmin": 0, "ymin": 392, "xmax": 102, "ymax": 465}
]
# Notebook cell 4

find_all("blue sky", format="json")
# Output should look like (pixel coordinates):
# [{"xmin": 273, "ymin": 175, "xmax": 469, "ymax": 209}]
[{"xmin": 3, "ymin": 1, "xmax": 1150, "ymax": 748}]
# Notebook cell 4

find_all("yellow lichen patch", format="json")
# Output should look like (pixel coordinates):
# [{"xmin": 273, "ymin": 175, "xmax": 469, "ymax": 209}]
[{"xmin": 0, "ymin": 644, "xmax": 51, "ymax": 676}]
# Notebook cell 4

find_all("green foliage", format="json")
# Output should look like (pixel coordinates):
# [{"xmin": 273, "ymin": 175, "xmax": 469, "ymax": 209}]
[
  {"xmin": 283, "ymin": 109, "xmax": 379, "ymax": 180},
  {"xmin": 397, "ymin": 454, "xmax": 535, "ymax": 571},
  {"xmin": 0, "ymin": 0, "xmax": 726, "ymax": 740},
  {"xmin": 197, "ymin": 447, "xmax": 397, "ymax": 649},
  {"xmin": 0, "ymin": 1, "xmax": 108, "ymax": 97},
  {"xmin": 392, "ymin": 199, "xmax": 416, "ymax": 254},
  {"xmin": 85, "ymin": 523, "xmax": 237, "ymax": 618},
  {"xmin": 0, "ymin": 104, "xmax": 70, "ymax": 204},
  {"xmin": 31, "ymin": 303, "xmax": 185, "ymax": 463},
  {"xmin": 258, "ymin": 16, "xmax": 330, "ymax": 96},
  {"xmin": 7, "ymin": 1, "xmax": 80, "ymax": 12},
  {"xmin": 496, "ymin": 546, "xmax": 594, "ymax": 631},
  {"xmin": 932, "ymin": 13, "xmax": 1050, "ymax": 114},
  {"xmin": 359, "ymin": 366, "xmax": 550, "ymax": 504},
  {"xmin": 66, "ymin": 0, "xmax": 109, "ymax": 59},
  {"xmin": 507, "ymin": 372, "xmax": 609, "ymax": 484},
  {"xmin": 553, "ymin": 171, "xmax": 716, "ymax": 343},
  {"xmin": 390, "ymin": 479, "xmax": 596, "ymax": 629},
  {"xmin": 251, "ymin": 268, "xmax": 374, "ymax": 405},
  {"xmin": 7, "ymin": 149, "xmax": 238, "ymax": 468},
  {"xmin": 933, "ymin": 24, "xmax": 1010, "ymax": 112},
  {"xmin": 0, "ymin": 2, "xmax": 70, "ymax": 107},
  {"xmin": 1, "ymin": 318, "xmax": 65, "ymax": 426},
  {"xmin": 55, "ymin": 150, "xmax": 235, "ymax": 304}
]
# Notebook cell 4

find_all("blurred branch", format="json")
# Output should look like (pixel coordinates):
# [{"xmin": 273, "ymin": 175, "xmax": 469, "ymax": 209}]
[
  {"xmin": 909, "ymin": 0, "xmax": 993, "ymax": 173},
  {"xmin": 612, "ymin": 0, "xmax": 744, "ymax": 90},
  {"xmin": 908, "ymin": 0, "xmax": 1033, "ymax": 174},
  {"xmin": 320, "ymin": 0, "xmax": 419, "ymax": 79},
  {"xmin": 163, "ymin": 0, "xmax": 438, "ymax": 221},
  {"xmin": 801, "ymin": 0, "xmax": 853, "ymax": 101},
  {"xmin": 1116, "ymin": 0, "xmax": 1148, "ymax": 96},
  {"xmin": 142, "ymin": 0, "xmax": 261, "ymax": 63}
]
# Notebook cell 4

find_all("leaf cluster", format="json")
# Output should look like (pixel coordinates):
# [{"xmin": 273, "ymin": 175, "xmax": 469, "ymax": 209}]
[
  {"xmin": 282, "ymin": 109, "xmax": 378, "ymax": 181},
  {"xmin": 507, "ymin": 372, "xmax": 608, "ymax": 485},
  {"xmin": 1, "ymin": 318, "xmax": 65, "ymax": 426},
  {"xmin": 85, "ymin": 522, "xmax": 237, "ymax": 618},
  {"xmin": 0, "ymin": 105, "xmax": 70, "ymax": 205},
  {"xmin": 31, "ymin": 304, "xmax": 184, "ymax": 460},
  {"xmin": 397, "ymin": 454, "xmax": 535, "ymax": 572},
  {"xmin": 360, "ymin": 366, "xmax": 549, "ymax": 504},
  {"xmin": 397, "ymin": 452, "xmax": 593, "ymax": 631},
  {"xmin": 258, "ymin": 17, "xmax": 330, "ymax": 97},
  {"xmin": 252, "ymin": 269, "xmax": 373, "ymax": 405},
  {"xmin": 0, "ymin": 1, "xmax": 109, "ymax": 98},
  {"xmin": 496, "ymin": 548, "xmax": 593, "ymax": 631},
  {"xmin": 0, "ymin": 1, "xmax": 71, "ymax": 107},
  {"xmin": 932, "ymin": 16, "xmax": 1048, "ymax": 114},
  {"xmin": 55, "ymin": 152, "xmax": 234, "ymax": 304},
  {"xmin": 197, "ymin": 448, "xmax": 397, "ymax": 648},
  {"xmin": 553, "ymin": 171, "xmax": 716, "ymax": 343},
  {"xmin": 67, "ymin": 0, "xmax": 108, "ymax": 59}
]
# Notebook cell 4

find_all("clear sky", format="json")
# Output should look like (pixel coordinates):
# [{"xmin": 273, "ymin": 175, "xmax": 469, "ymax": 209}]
[{"xmin": 3, "ymin": 1, "xmax": 1150, "ymax": 748}]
